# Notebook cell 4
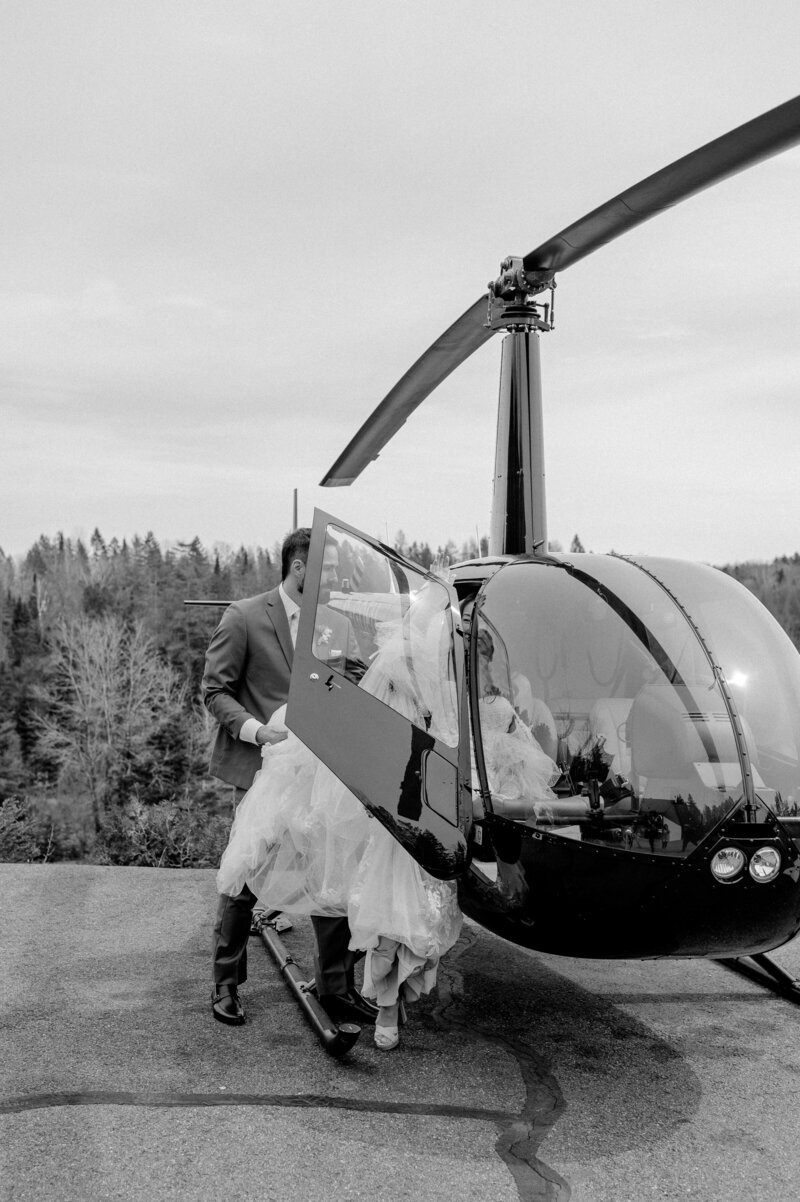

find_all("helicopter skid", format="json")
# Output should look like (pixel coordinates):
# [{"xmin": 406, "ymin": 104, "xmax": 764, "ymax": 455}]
[
  {"xmin": 716, "ymin": 952, "xmax": 800, "ymax": 1005},
  {"xmin": 256, "ymin": 914, "xmax": 362, "ymax": 1057}
]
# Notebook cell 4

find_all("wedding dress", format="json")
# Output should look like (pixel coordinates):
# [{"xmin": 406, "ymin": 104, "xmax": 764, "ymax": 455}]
[
  {"xmin": 477, "ymin": 692, "xmax": 559, "ymax": 821},
  {"xmin": 216, "ymin": 603, "xmax": 463, "ymax": 1007},
  {"xmin": 216, "ymin": 587, "xmax": 560, "ymax": 1004}
]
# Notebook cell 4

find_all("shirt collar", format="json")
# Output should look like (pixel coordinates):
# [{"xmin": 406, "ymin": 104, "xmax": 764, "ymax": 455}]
[{"xmin": 278, "ymin": 580, "xmax": 300, "ymax": 623}]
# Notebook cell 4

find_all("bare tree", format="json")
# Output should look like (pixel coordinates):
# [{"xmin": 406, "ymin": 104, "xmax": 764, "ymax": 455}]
[{"xmin": 37, "ymin": 616, "xmax": 187, "ymax": 830}]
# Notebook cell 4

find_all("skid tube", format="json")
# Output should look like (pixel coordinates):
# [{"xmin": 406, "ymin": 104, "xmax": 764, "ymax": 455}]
[
  {"xmin": 716, "ymin": 952, "xmax": 800, "ymax": 1004},
  {"xmin": 256, "ymin": 912, "xmax": 362, "ymax": 1057}
]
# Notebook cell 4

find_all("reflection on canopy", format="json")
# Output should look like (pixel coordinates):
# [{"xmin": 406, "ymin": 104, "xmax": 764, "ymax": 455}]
[
  {"xmin": 473, "ymin": 555, "xmax": 800, "ymax": 855},
  {"xmin": 317, "ymin": 526, "xmax": 460, "ymax": 748}
]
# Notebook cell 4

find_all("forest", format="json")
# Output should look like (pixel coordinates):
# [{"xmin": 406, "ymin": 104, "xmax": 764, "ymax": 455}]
[
  {"xmin": 0, "ymin": 528, "xmax": 462, "ymax": 867},
  {"xmin": 1, "ymin": 528, "xmax": 799, "ymax": 868}
]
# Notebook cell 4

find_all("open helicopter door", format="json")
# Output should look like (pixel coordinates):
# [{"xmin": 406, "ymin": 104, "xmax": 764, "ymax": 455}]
[{"xmin": 287, "ymin": 510, "xmax": 472, "ymax": 879}]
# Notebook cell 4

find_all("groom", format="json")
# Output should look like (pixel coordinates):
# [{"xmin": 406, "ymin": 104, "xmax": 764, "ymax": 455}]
[{"xmin": 204, "ymin": 527, "xmax": 377, "ymax": 1027}]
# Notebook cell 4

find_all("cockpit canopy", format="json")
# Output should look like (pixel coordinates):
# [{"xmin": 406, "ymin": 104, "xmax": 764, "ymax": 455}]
[
  {"xmin": 290, "ymin": 513, "xmax": 800, "ymax": 878},
  {"xmin": 472, "ymin": 554, "xmax": 800, "ymax": 855}
]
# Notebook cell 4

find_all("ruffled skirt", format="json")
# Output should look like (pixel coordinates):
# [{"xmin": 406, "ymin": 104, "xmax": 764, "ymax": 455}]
[{"xmin": 216, "ymin": 733, "xmax": 462, "ymax": 1004}]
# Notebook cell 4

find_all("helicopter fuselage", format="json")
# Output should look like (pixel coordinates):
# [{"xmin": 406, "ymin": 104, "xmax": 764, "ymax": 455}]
[
  {"xmin": 306, "ymin": 96, "xmax": 800, "ymax": 969},
  {"xmin": 452, "ymin": 553, "xmax": 800, "ymax": 959},
  {"xmin": 289, "ymin": 515, "xmax": 800, "ymax": 964}
]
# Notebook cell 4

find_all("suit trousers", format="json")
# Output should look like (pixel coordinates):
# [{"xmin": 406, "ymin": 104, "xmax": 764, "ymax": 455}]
[
  {"xmin": 212, "ymin": 890, "xmax": 356, "ymax": 995},
  {"xmin": 311, "ymin": 915, "xmax": 358, "ymax": 997},
  {"xmin": 212, "ymin": 786, "xmax": 256, "ymax": 986},
  {"xmin": 212, "ymin": 881, "xmax": 258, "ymax": 986}
]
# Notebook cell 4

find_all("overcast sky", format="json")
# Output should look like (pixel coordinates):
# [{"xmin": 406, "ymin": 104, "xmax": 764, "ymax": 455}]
[{"xmin": 2, "ymin": 0, "xmax": 799, "ymax": 565}]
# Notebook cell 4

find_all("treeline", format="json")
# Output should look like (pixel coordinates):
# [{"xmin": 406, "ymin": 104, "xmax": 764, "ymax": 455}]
[
  {"xmin": 720, "ymin": 555, "xmax": 800, "ymax": 650},
  {"xmin": 0, "ymin": 526, "xmax": 474, "ymax": 866},
  {"xmin": 1, "ymin": 529, "xmax": 799, "ymax": 867},
  {"xmin": 0, "ymin": 530, "xmax": 281, "ymax": 866}
]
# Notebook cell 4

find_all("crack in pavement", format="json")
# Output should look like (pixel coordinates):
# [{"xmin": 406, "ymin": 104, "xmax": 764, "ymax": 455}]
[
  {"xmin": 2, "ymin": 923, "xmax": 571, "ymax": 1201},
  {"xmin": 0, "ymin": 1090, "xmax": 513, "ymax": 1122},
  {"xmin": 248, "ymin": 909, "xmax": 571, "ymax": 1197},
  {"xmin": 431, "ymin": 925, "xmax": 571, "ymax": 1202}
]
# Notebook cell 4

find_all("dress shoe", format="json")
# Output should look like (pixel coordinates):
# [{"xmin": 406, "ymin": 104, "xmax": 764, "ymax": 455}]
[
  {"xmin": 318, "ymin": 989, "xmax": 379, "ymax": 1025},
  {"xmin": 212, "ymin": 984, "xmax": 245, "ymax": 1026}
]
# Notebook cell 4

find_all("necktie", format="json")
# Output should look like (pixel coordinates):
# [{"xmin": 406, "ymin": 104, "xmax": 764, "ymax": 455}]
[{"xmin": 289, "ymin": 611, "xmax": 298, "ymax": 648}]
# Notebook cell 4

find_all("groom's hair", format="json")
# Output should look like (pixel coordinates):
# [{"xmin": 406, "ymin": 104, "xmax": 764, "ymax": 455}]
[{"xmin": 281, "ymin": 528, "xmax": 311, "ymax": 580}]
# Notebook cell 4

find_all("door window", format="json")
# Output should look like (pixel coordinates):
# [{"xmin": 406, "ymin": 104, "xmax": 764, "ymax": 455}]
[
  {"xmin": 311, "ymin": 524, "xmax": 460, "ymax": 748},
  {"xmin": 288, "ymin": 511, "xmax": 470, "ymax": 879}
]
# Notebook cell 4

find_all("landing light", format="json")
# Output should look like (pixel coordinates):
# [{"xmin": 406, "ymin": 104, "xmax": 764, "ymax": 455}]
[
  {"xmin": 749, "ymin": 846, "xmax": 781, "ymax": 883},
  {"xmin": 728, "ymin": 671, "xmax": 749, "ymax": 688},
  {"xmin": 710, "ymin": 847, "xmax": 745, "ymax": 882}
]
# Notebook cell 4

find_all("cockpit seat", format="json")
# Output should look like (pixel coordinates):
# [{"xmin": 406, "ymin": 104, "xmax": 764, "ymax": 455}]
[
  {"xmin": 589, "ymin": 698, "xmax": 633, "ymax": 777},
  {"xmin": 509, "ymin": 674, "xmax": 558, "ymax": 760},
  {"xmin": 627, "ymin": 683, "xmax": 747, "ymax": 802},
  {"xmin": 525, "ymin": 696, "xmax": 558, "ymax": 761}
]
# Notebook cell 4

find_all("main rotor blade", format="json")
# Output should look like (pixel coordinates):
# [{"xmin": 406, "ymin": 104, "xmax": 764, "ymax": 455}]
[
  {"xmin": 524, "ymin": 93, "xmax": 800, "ymax": 274},
  {"xmin": 321, "ymin": 296, "xmax": 493, "ymax": 486},
  {"xmin": 322, "ymin": 94, "xmax": 800, "ymax": 488}
]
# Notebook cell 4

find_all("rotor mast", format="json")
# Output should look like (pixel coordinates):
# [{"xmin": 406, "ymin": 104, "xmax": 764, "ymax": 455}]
[{"xmin": 486, "ymin": 257, "xmax": 554, "ymax": 558}]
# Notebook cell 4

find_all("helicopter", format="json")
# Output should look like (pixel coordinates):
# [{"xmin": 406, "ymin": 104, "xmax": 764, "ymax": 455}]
[{"xmin": 281, "ymin": 93, "xmax": 800, "ymax": 1008}]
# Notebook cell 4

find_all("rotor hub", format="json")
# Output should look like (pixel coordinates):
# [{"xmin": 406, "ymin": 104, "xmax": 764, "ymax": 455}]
[{"xmin": 487, "ymin": 256, "xmax": 555, "ymax": 332}]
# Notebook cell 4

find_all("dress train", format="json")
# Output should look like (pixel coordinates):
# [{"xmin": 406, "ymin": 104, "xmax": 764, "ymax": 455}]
[{"xmin": 216, "ymin": 721, "xmax": 462, "ymax": 1007}]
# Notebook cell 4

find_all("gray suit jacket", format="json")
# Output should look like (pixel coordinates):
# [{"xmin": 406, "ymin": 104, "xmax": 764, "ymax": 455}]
[
  {"xmin": 203, "ymin": 588, "xmax": 293, "ymax": 790},
  {"xmin": 202, "ymin": 587, "xmax": 362, "ymax": 790}
]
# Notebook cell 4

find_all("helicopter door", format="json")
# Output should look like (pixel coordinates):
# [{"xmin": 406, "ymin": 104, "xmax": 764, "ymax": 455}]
[{"xmin": 287, "ymin": 509, "xmax": 471, "ymax": 879}]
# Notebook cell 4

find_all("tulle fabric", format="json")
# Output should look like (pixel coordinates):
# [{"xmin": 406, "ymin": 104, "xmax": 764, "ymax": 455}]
[
  {"xmin": 216, "ymin": 591, "xmax": 464, "ymax": 1005},
  {"xmin": 215, "ymin": 593, "xmax": 468, "ymax": 1004},
  {"xmin": 216, "ymin": 727, "xmax": 462, "ymax": 1004},
  {"xmin": 478, "ymin": 694, "xmax": 559, "ymax": 820},
  {"xmin": 357, "ymin": 587, "xmax": 460, "ymax": 748},
  {"xmin": 349, "ymin": 820, "xmax": 462, "ymax": 1004},
  {"xmin": 216, "ymin": 734, "xmax": 356, "ymax": 913}
]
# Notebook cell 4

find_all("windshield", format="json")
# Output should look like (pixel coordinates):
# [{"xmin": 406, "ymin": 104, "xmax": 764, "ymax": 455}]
[
  {"xmin": 627, "ymin": 557, "xmax": 800, "ymax": 819},
  {"xmin": 472, "ymin": 554, "xmax": 783, "ymax": 855}
]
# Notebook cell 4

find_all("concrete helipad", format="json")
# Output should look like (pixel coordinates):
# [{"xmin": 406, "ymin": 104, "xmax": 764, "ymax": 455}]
[{"xmin": 2, "ymin": 863, "xmax": 800, "ymax": 1201}]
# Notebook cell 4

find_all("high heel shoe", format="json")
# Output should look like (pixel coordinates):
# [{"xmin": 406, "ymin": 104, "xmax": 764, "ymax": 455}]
[
  {"xmin": 375, "ymin": 999, "xmax": 401, "ymax": 1050},
  {"xmin": 398, "ymin": 995, "xmax": 408, "ymax": 1027},
  {"xmin": 374, "ymin": 1024, "xmax": 399, "ymax": 1051}
]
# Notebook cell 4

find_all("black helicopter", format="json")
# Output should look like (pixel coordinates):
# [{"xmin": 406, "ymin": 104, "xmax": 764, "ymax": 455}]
[{"xmin": 283, "ymin": 94, "xmax": 800, "ymax": 1006}]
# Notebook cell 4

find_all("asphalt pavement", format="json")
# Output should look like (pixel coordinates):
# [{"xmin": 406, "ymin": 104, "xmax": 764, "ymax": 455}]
[{"xmin": 2, "ymin": 863, "xmax": 799, "ymax": 1201}]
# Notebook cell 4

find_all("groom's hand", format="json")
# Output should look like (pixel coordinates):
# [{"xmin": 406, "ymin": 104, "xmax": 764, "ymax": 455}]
[{"xmin": 256, "ymin": 725, "xmax": 288, "ymax": 746}]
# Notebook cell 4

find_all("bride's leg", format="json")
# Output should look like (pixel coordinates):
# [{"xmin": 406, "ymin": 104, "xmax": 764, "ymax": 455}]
[
  {"xmin": 376, "ymin": 1000, "xmax": 400, "ymax": 1027},
  {"xmin": 366, "ymin": 936, "xmax": 402, "ymax": 1005},
  {"xmin": 368, "ymin": 936, "xmax": 402, "ymax": 1050}
]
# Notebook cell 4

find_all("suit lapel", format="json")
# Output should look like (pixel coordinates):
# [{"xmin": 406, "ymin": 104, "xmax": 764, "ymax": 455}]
[{"xmin": 265, "ymin": 588, "xmax": 293, "ymax": 669}]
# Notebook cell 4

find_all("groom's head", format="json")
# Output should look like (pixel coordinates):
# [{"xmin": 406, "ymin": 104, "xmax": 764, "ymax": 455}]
[{"xmin": 281, "ymin": 527, "xmax": 311, "ymax": 601}]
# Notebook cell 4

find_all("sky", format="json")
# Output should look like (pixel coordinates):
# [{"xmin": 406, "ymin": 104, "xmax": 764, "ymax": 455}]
[{"xmin": 2, "ymin": 0, "xmax": 800, "ymax": 566}]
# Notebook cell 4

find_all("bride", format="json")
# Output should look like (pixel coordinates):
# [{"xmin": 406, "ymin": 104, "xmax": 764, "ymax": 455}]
[{"xmin": 216, "ymin": 590, "xmax": 464, "ymax": 1052}]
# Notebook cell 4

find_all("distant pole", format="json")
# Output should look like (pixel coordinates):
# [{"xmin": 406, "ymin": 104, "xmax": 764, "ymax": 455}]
[{"xmin": 292, "ymin": 488, "xmax": 298, "ymax": 529}]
